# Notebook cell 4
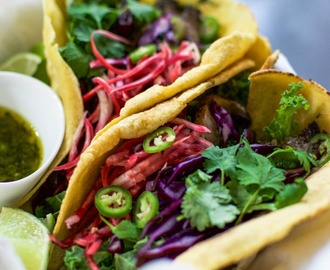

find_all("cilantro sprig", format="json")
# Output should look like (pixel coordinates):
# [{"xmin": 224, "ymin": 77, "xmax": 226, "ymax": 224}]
[{"xmin": 181, "ymin": 140, "xmax": 311, "ymax": 231}]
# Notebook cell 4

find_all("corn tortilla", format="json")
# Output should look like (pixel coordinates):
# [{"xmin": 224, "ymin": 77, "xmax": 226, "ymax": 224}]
[
  {"xmin": 53, "ymin": 64, "xmax": 330, "ymax": 269},
  {"xmin": 53, "ymin": 58, "xmax": 256, "ymax": 240},
  {"xmin": 38, "ymin": 0, "xmax": 272, "ymax": 267},
  {"xmin": 21, "ymin": 0, "xmax": 269, "ymax": 208},
  {"xmin": 175, "ymin": 70, "xmax": 330, "ymax": 269}
]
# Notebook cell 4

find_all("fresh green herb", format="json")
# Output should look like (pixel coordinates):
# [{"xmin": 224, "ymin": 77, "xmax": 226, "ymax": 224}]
[
  {"xmin": 59, "ymin": 42, "xmax": 92, "ymax": 79},
  {"xmin": 35, "ymin": 191, "xmax": 66, "ymax": 219},
  {"xmin": 68, "ymin": 3, "xmax": 117, "ymax": 37},
  {"xmin": 127, "ymin": 0, "xmax": 160, "ymax": 24},
  {"xmin": 114, "ymin": 251, "xmax": 136, "ymax": 270},
  {"xmin": 181, "ymin": 139, "xmax": 310, "ymax": 231},
  {"xmin": 61, "ymin": 0, "xmax": 160, "ymax": 78},
  {"xmin": 267, "ymin": 147, "xmax": 316, "ymax": 175},
  {"xmin": 64, "ymin": 245, "xmax": 112, "ymax": 270},
  {"xmin": 234, "ymin": 142, "xmax": 286, "ymax": 224},
  {"xmin": 275, "ymin": 178, "xmax": 308, "ymax": 209},
  {"xmin": 310, "ymin": 133, "xmax": 330, "ymax": 166},
  {"xmin": 264, "ymin": 82, "xmax": 310, "ymax": 142},
  {"xmin": 181, "ymin": 169, "xmax": 240, "ymax": 231},
  {"xmin": 101, "ymin": 219, "xmax": 140, "ymax": 243},
  {"xmin": 201, "ymin": 144, "xmax": 239, "ymax": 185}
]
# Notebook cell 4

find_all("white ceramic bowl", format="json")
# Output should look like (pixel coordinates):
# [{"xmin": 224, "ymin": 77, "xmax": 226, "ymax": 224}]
[{"xmin": 0, "ymin": 71, "xmax": 65, "ymax": 207}]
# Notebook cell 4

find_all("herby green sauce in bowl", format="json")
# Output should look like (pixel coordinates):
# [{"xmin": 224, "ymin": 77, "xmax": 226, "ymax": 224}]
[{"xmin": 0, "ymin": 71, "xmax": 65, "ymax": 207}]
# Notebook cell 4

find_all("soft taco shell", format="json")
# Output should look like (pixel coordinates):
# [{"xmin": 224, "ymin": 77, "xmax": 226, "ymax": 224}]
[
  {"xmin": 53, "ymin": 63, "xmax": 330, "ymax": 269},
  {"xmin": 42, "ymin": 0, "xmax": 269, "ymax": 232},
  {"xmin": 49, "ymin": 58, "xmax": 256, "ymax": 269},
  {"xmin": 175, "ymin": 70, "xmax": 330, "ymax": 269},
  {"xmin": 20, "ymin": 0, "xmax": 269, "ymax": 207}
]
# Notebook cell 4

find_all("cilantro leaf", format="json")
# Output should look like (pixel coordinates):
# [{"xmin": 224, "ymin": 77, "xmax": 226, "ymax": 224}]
[
  {"xmin": 127, "ymin": 0, "xmax": 160, "ymax": 24},
  {"xmin": 35, "ymin": 191, "xmax": 65, "ymax": 219},
  {"xmin": 185, "ymin": 169, "xmax": 212, "ymax": 186},
  {"xmin": 64, "ymin": 245, "xmax": 112, "ymax": 270},
  {"xmin": 268, "ymin": 147, "xmax": 317, "ymax": 175},
  {"xmin": 264, "ymin": 82, "xmax": 310, "ymax": 142},
  {"xmin": 114, "ymin": 251, "xmax": 136, "ymax": 270},
  {"xmin": 59, "ymin": 42, "xmax": 91, "ymax": 79},
  {"xmin": 275, "ymin": 178, "xmax": 308, "ymax": 209},
  {"xmin": 181, "ymin": 181, "xmax": 239, "ymax": 231},
  {"xmin": 68, "ymin": 3, "xmax": 117, "ymax": 32},
  {"xmin": 236, "ymin": 145, "xmax": 286, "ymax": 192},
  {"xmin": 110, "ymin": 220, "xmax": 140, "ymax": 242},
  {"xmin": 310, "ymin": 133, "xmax": 330, "ymax": 166},
  {"xmin": 227, "ymin": 179, "xmax": 262, "ymax": 211},
  {"xmin": 233, "ymin": 143, "xmax": 286, "ymax": 224},
  {"xmin": 202, "ymin": 145, "xmax": 239, "ymax": 185}
]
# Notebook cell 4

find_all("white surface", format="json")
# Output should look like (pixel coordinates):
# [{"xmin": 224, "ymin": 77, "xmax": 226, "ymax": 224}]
[
  {"xmin": 0, "ymin": 0, "xmax": 43, "ymax": 62},
  {"xmin": 0, "ymin": 72, "xmax": 65, "ymax": 207}
]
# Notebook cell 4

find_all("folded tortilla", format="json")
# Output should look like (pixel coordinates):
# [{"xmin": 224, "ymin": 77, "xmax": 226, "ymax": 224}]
[
  {"xmin": 51, "ymin": 51, "xmax": 330, "ymax": 269},
  {"xmin": 175, "ymin": 69, "xmax": 330, "ymax": 269},
  {"xmin": 17, "ymin": 0, "xmax": 269, "ymax": 208}
]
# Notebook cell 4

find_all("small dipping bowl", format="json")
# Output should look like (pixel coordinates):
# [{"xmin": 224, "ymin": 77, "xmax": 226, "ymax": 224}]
[{"xmin": 0, "ymin": 71, "xmax": 65, "ymax": 207}]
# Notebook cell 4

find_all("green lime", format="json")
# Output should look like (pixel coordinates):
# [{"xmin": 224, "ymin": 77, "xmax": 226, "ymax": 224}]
[
  {"xmin": 0, "ymin": 52, "xmax": 42, "ymax": 76},
  {"xmin": 31, "ymin": 43, "xmax": 46, "ymax": 59},
  {"xmin": 0, "ymin": 207, "xmax": 51, "ymax": 270}
]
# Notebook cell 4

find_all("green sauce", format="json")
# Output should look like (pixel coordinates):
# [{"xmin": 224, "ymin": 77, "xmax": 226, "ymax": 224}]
[{"xmin": 0, "ymin": 106, "xmax": 43, "ymax": 182}]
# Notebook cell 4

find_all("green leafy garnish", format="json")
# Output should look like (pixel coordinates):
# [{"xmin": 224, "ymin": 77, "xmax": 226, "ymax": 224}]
[
  {"xmin": 267, "ymin": 147, "xmax": 317, "ymax": 175},
  {"xmin": 60, "ymin": 0, "xmax": 160, "ymax": 79},
  {"xmin": 181, "ymin": 139, "xmax": 309, "ymax": 231},
  {"xmin": 181, "ymin": 170, "xmax": 239, "ymax": 231},
  {"xmin": 127, "ymin": 0, "xmax": 160, "ymax": 24},
  {"xmin": 64, "ymin": 245, "xmax": 112, "ymax": 270},
  {"xmin": 310, "ymin": 133, "xmax": 330, "ymax": 166},
  {"xmin": 275, "ymin": 178, "xmax": 308, "ymax": 209},
  {"xmin": 264, "ymin": 82, "xmax": 310, "ymax": 142},
  {"xmin": 202, "ymin": 144, "xmax": 239, "ymax": 185},
  {"xmin": 100, "ymin": 218, "xmax": 140, "ymax": 243}
]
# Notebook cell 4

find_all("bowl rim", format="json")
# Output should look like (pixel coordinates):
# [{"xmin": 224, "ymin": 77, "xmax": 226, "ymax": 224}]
[{"xmin": 0, "ymin": 71, "xmax": 65, "ymax": 186}]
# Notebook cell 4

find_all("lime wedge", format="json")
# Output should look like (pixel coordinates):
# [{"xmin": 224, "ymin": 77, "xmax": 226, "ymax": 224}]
[
  {"xmin": 0, "ymin": 52, "xmax": 42, "ymax": 76},
  {"xmin": 0, "ymin": 207, "xmax": 51, "ymax": 270}
]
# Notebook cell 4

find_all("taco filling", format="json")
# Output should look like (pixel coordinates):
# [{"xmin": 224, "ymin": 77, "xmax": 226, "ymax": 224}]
[
  {"xmin": 27, "ymin": 0, "xmax": 262, "ymax": 208},
  {"xmin": 50, "ymin": 0, "xmax": 221, "ymax": 189},
  {"xmin": 46, "ymin": 67, "xmax": 330, "ymax": 269}
]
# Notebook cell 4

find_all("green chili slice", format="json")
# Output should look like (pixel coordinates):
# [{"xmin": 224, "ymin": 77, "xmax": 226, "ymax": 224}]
[
  {"xmin": 310, "ymin": 133, "xmax": 330, "ymax": 166},
  {"xmin": 199, "ymin": 16, "xmax": 220, "ymax": 44},
  {"xmin": 133, "ymin": 191, "xmax": 159, "ymax": 228},
  {"xmin": 129, "ymin": 44, "xmax": 157, "ymax": 64},
  {"xmin": 170, "ymin": 15, "xmax": 185, "ymax": 41},
  {"xmin": 143, "ymin": 126, "xmax": 176, "ymax": 153},
  {"xmin": 94, "ymin": 186, "xmax": 132, "ymax": 218}
]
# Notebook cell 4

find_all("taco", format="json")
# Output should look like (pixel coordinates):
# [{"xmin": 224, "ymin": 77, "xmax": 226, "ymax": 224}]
[
  {"xmin": 47, "ymin": 49, "xmax": 330, "ymax": 270},
  {"xmin": 17, "ymin": 0, "xmax": 270, "ymax": 208}
]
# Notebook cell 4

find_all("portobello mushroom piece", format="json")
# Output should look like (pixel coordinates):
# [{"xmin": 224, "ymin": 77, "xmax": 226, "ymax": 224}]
[{"xmin": 195, "ymin": 95, "xmax": 251, "ymax": 146}]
